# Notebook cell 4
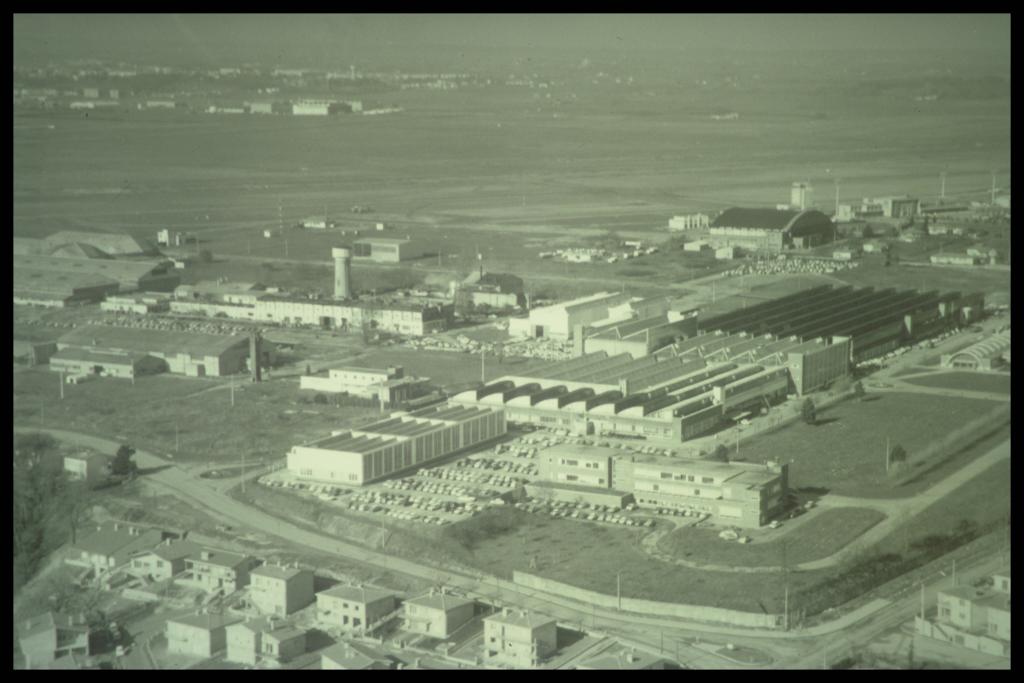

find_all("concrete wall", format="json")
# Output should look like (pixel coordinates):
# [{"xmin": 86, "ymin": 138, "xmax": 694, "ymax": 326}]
[{"xmin": 512, "ymin": 572, "xmax": 782, "ymax": 629}]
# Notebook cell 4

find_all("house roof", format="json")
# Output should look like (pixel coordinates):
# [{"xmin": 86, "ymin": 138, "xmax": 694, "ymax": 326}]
[
  {"xmin": 51, "ymin": 347, "xmax": 145, "ymax": 366},
  {"xmin": 168, "ymin": 612, "xmax": 243, "ymax": 631},
  {"xmin": 321, "ymin": 642, "xmax": 390, "ymax": 669},
  {"xmin": 485, "ymin": 611, "xmax": 556, "ymax": 630},
  {"xmin": 14, "ymin": 254, "xmax": 174, "ymax": 289},
  {"xmin": 317, "ymin": 584, "xmax": 396, "ymax": 605},
  {"xmin": 19, "ymin": 612, "xmax": 89, "ymax": 640},
  {"xmin": 143, "ymin": 540, "xmax": 203, "ymax": 563},
  {"xmin": 263, "ymin": 624, "xmax": 306, "ymax": 642},
  {"xmin": 72, "ymin": 525, "xmax": 164, "ymax": 559},
  {"xmin": 251, "ymin": 564, "xmax": 307, "ymax": 581},
  {"xmin": 405, "ymin": 593, "xmax": 474, "ymax": 612},
  {"xmin": 711, "ymin": 207, "xmax": 833, "ymax": 234},
  {"xmin": 186, "ymin": 549, "xmax": 253, "ymax": 570},
  {"xmin": 58, "ymin": 324, "xmax": 249, "ymax": 358}
]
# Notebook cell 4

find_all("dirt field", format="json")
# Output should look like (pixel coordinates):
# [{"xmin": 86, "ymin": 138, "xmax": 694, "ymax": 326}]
[
  {"xmin": 12, "ymin": 368, "xmax": 377, "ymax": 463},
  {"xmin": 657, "ymin": 508, "xmax": 887, "ymax": 568},
  {"xmin": 733, "ymin": 392, "xmax": 1006, "ymax": 498}
]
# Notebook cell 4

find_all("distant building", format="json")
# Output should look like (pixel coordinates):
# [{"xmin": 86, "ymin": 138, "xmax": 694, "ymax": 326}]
[
  {"xmin": 166, "ymin": 612, "xmax": 243, "ymax": 658},
  {"xmin": 402, "ymin": 593, "xmax": 475, "ymax": 639},
  {"xmin": 668, "ymin": 213, "xmax": 710, "ymax": 231},
  {"xmin": 714, "ymin": 246, "xmax": 738, "ymax": 260},
  {"xmin": 248, "ymin": 564, "xmax": 315, "ymax": 616},
  {"xmin": 63, "ymin": 452, "xmax": 110, "ymax": 486},
  {"xmin": 833, "ymin": 247, "xmax": 861, "ymax": 261},
  {"xmin": 508, "ymin": 292, "xmax": 632, "ymax": 340},
  {"xmin": 299, "ymin": 365, "xmax": 429, "ymax": 407},
  {"xmin": 930, "ymin": 254, "xmax": 983, "ymax": 266},
  {"xmin": 226, "ymin": 618, "xmax": 305, "ymax": 665},
  {"xmin": 709, "ymin": 208, "xmax": 835, "ymax": 252},
  {"xmin": 454, "ymin": 270, "xmax": 526, "ymax": 310},
  {"xmin": 316, "ymin": 585, "xmax": 398, "ymax": 633},
  {"xmin": 790, "ymin": 181, "xmax": 814, "ymax": 210},
  {"xmin": 352, "ymin": 237, "xmax": 427, "ymax": 263},
  {"xmin": 13, "ymin": 340, "xmax": 57, "ymax": 366},
  {"xmin": 861, "ymin": 196, "xmax": 920, "ymax": 219},
  {"xmin": 44, "ymin": 231, "xmax": 161, "ymax": 257},
  {"xmin": 54, "ymin": 325, "xmax": 276, "ymax": 378},
  {"xmin": 100, "ymin": 293, "xmax": 172, "ymax": 314},
  {"xmin": 14, "ymin": 255, "xmax": 178, "ymax": 307},
  {"xmin": 185, "ymin": 549, "xmax": 260, "ymax": 594},
  {"xmin": 483, "ymin": 610, "xmax": 558, "ymax": 668},
  {"xmin": 576, "ymin": 647, "xmax": 671, "ymax": 670},
  {"xmin": 580, "ymin": 313, "xmax": 698, "ymax": 360},
  {"xmin": 292, "ymin": 100, "xmax": 331, "ymax": 116},
  {"xmin": 941, "ymin": 332, "xmax": 1010, "ymax": 371},
  {"xmin": 17, "ymin": 612, "xmax": 92, "ymax": 670}
]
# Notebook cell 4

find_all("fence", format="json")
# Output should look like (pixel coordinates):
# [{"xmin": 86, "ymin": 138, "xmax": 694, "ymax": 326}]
[{"xmin": 511, "ymin": 571, "xmax": 782, "ymax": 629}]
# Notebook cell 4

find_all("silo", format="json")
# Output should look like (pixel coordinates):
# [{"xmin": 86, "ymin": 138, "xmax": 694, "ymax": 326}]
[{"xmin": 333, "ymin": 247, "xmax": 352, "ymax": 299}]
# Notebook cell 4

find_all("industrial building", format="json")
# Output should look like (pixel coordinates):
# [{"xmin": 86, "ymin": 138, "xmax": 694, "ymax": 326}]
[
  {"xmin": 100, "ymin": 293, "xmax": 172, "ymax": 314},
  {"xmin": 54, "ymin": 325, "xmax": 276, "ymax": 378},
  {"xmin": 668, "ymin": 213, "xmax": 710, "ymax": 231},
  {"xmin": 63, "ymin": 452, "xmax": 110, "ymax": 486},
  {"xmin": 450, "ymin": 325, "xmax": 847, "ymax": 442},
  {"xmin": 14, "ymin": 253, "xmax": 180, "ymax": 307},
  {"xmin": 288, "ymin": 404, "xmax": 507, "ymax": 485},
  {"xmin": 941, "ymin": 332, "xmax": 1011, "ymax": 371},
  {"xmin": 175, "ymin": 281, "xmax": 267, "ymax": 305},
  {"xmin": 532, "ymin": 444, "xmax": 789, "ymax": 527},
  {"xmin": 254, "ymin": 295, "xmax": 452, "ymax": 336},
  {"xmin": 300, "ymin": 365, "xmax": 430, "ymax": 407},
  {"xmin": 708, "ymin": 208, "xmax": 835, "ymax": 252},
  {"xmin": 578, "ymin": 312, "xmax": 699, "ymax": 359},
  {"xmin": 13, "ymin": 340, "xmax": 57, "ymax": 366},
  {"xmin": 508, "ymin": 292, "xmax": 654, "ymax": 340},
  {"xmin": 861, "ymin": 196, "xmax": 920, "ymax": 219},
  {"xmin": 931, "ymin": 253, "xmax": 985, "ymax": 266},
  {"xmin": 453, "ymin": 270, "xmax": 525, "ymax": 311},
  {"xmin": 483, "ymin": 611, "xmax": 558, "ymax": 668},
  {"xmin": 351, "ymin": 237, "xmax": 428, "ymax": 263},
  {"xmin": 697, "ymin": 284, "xmax": 984, "ymax": 363}
]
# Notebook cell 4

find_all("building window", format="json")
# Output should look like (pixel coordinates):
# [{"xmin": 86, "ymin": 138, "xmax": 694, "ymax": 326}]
[
  {"xmin": 702, "ymin": 477, "xmax": 714, "ymax": 484},
  {"xmin": 661, "ymin": 473, "xmax": 672, "ymax": 479}
]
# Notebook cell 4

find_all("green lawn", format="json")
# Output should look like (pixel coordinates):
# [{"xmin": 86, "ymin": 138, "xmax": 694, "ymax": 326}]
[
  {"xmin": 657, "ymin": 508, "xmax": 887, "ymax": 568},
  {"xmin": 735, "ymin": 392, "xmax": 1004, "ymax": 497},
  {"xmin": 903, "ymin": 371, "xmax": 1011, "ymax": 394}
]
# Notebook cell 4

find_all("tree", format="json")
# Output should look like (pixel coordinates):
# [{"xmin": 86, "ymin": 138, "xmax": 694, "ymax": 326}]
[
  {"xmin": 707, "ymin": 444, "xmax": 730, "ymax": 462},
  {"xmin": 110, "ymin": 444, "xmax": 138, "ymax": 477},
  {"xmin": 800, "ymin": 398, "xmax": 817, "ymax": 425}
]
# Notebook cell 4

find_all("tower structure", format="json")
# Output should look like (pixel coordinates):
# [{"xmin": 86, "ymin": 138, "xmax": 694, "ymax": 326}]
[{"xmin": 333, "ymin": 247, "xmax": 353, "ymax": 299}]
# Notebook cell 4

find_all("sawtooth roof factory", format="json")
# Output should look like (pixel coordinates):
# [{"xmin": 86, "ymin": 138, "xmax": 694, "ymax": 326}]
[{"xmin": 13, "ymin": 254, "xmax": 181, "ymax": 307}]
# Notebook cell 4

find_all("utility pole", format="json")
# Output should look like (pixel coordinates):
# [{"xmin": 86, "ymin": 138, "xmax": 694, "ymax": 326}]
[
  {"xmin": 952, "ymin": 559, "xmax": 956, "ymax": 586},
  {"xmin": 940, "ymin": 171, "xmax": 947, "ymax": 202},
  {"xmin": 175, "ymin": 422, "xmax": 180, "ymax": 453},
  {"xmin": 991, "ymin": 170, "xmax": 997, "ymax": 205},
  {"xmin": 616, "ymin": 571, "xmax": 622, "ymax": 610},
  {"xmin": 886, "ymin": 436, "xmax": 890, "ymax": 473},
  {"xmin": 230, "ymin": 375, "xmax": 235, "ymax": 407},
  {"xmin": 285, "ymin": 238, "xmax": 289, "ymax": 258},
  {"xmin": 784, "ymin": 584, "xmax": 789, "ymax": 631},
  {"xmin": 59, "ymin": 371, "xmax": 64, "ymax": 400},
  {"xmin": 40, "ymin": 399, "xmax": 44, "ymax": 427},
  {"xmin": 241, "ymin": 446, "xmax": 246, "ymax": 495},
  {"xmin": 481, "ymin": 348, "xmax": 486, "ymax": 383},
  {"xmin": 920, "ymin": 582, "xmax": 925, "ymax": 620}
]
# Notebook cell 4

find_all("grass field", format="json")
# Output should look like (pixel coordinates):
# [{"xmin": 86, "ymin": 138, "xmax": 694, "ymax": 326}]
[
  {"xmin": 734, "ymin": 392, "xmax": 1005, "ymax": 498},
  {"xmin": 12, "ymin": 368, "xmax": 376, "ymax": 462},
  {"xmin": 902, "ymin": 371, "xmax": 1011, "ymax": 394},
  {"xmin": 656, "ymin": 508, "xmax": 887, "ymax": 568}
]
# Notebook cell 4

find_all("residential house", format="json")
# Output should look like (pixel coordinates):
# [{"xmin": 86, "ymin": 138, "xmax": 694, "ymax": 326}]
[
  {"xmin": 17, "ymin": 612, "xmax": 92, "ymax": 670},
  {"xmin": 128, "ymin": 539, "xmax": 202, "ymax": 581},
  {"xmin": 185, "ymin": 549, "xmax": 260, "ymax": 594},
  {"xmin": 66, "ymin": 523, "xmax": 168, "ymax": 575},
  {"xmin": 249, "ymin": 564, "xmax": 315, "ymax": 616},
  {"xmin": 226, "ymin": 618, "xmax": 306, "ymax": 666},
  {"xmin": 316, "ymin": 584, "xmax": 398, "ymax": 633},
  {"xmin": 483, "ymin": 610, "xmax": 558, "ymax": 669},
  {"xmin": 320, "ymin": 642, "xmax": 393, "ymax": 670},
  {"xmin": 166, "ymin": 611, "xmax": 243, "ymax": 658},
  {"xmin": 402, "ymin": 593, "xmax": 475, "ymax": 639}
]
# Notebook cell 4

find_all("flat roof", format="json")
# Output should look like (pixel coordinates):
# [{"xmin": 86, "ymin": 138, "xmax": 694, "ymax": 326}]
[
  {"xmin": 187, "ymin": 549, "xmax": 252, "ymax": 569},
  {"xmin": 51, "ymin": 347, "xmax": 145, "ymax": 366},
  {"xmin": 59, "ymin": 324, "xmax": 248, "ymax": 358},
  {"xmin": 312, "ymin": 433, "xmax": 390, "ymax": 454},
  {"xmin": 541, "ymin": 443, "xmax": 618, "ymax": 462}
]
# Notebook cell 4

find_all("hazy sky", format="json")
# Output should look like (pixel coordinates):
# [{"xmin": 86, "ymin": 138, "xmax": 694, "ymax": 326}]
[{"xmin": 14, "ymin": 14, "xmax": 1011, "ymax": 66}]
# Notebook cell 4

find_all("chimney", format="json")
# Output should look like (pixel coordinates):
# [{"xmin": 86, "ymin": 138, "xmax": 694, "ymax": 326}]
[
  {"xmin": 201, "ymin": 550, "xmax": 211, "ymax": 561},
  {"xmin": 113, "ymin": 523, "xmax": 120, "ymax": 532},
  {"xmin": 165, "ymin": 538, "xmax": 173, "ymax": 546}
]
